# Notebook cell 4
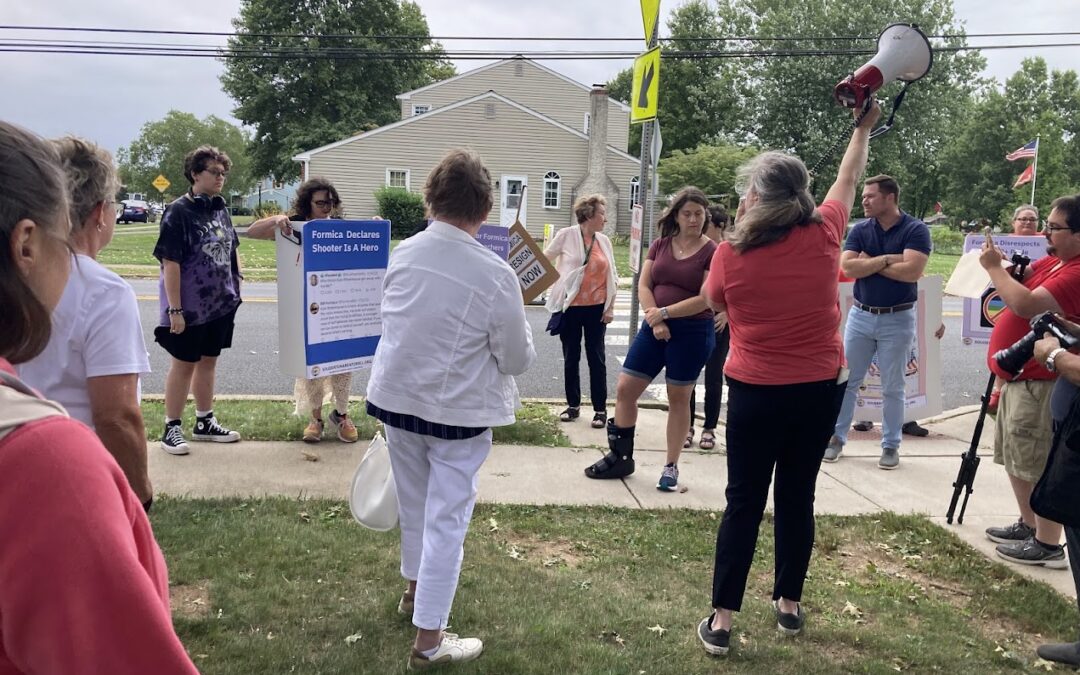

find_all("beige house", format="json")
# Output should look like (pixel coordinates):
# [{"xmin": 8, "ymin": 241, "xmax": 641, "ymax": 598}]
[{"xmin": 293, "ymin": 57, "xmax": 641, "ymax": 237}]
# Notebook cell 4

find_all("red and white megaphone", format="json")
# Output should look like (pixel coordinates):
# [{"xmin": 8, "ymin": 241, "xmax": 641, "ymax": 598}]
[{"xmin": 834, "ymin": 23, "xmax": 932, "ymax": 109}]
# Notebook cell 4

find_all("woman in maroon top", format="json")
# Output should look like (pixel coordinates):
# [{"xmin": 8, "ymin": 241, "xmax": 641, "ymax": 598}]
[{"xmin": 584, "ymin": 187, "xmax": 717, "ymax": 492}]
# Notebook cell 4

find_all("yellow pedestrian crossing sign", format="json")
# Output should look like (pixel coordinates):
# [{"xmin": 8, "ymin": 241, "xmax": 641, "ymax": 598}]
[
  {"xmin": 640, "ymin": 0, "xmax": 661, "ymax": 46},
  {"xmin": 152, "ymin": 174, "xmax": 171, "ymax": 193},
  {"xmin": 631, "ymin": 47, "xmax": 661, "ymax": 124}
]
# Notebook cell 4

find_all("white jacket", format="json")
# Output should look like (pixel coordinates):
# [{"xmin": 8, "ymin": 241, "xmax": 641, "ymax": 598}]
[
  {"xmin": 543, "ymin": 225, "xmax": 619, "ymax": 314},
  {"xmin": 366, "ymin": 221, "xmax": 536, "ymax": 428}
]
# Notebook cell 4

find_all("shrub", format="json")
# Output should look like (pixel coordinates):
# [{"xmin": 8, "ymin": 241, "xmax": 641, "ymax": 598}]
[
  {"xmin": 930, "ymin": 226, "xmax": 964, "ymax": 255},
  {"xmin": 253, "ymin": 202, "xmax": 283, "ymax": 218},
  {"xmin": 374, "ymin": 186, "xmax": 426, "ymax": 238}
]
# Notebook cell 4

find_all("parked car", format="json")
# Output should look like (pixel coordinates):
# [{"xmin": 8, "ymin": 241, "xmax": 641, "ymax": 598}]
[{"xmin": 118, "ymin": 199, "xmax": 149, "ymax": 224}]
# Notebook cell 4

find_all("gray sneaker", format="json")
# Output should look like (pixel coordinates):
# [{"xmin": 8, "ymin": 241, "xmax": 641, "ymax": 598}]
[
  {"xmin": 995, "ymin": 536, "xmax": 1069, "ymax": 569},
  {"xmin": 985, "ymin": 518, "xmax": 1035, "ymax": 544},
  {"xmin": 823, "ymin": 437, "xmax": 843, "ymax": 463},
  {"xmin": 878, "ymin": 447, "xmax": 899, "ymax": 470}
]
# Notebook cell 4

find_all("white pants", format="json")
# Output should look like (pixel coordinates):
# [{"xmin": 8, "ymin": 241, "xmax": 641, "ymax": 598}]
[{"xmin": 385, "ymin": 426, "xmax": 491, "ymax": 631}]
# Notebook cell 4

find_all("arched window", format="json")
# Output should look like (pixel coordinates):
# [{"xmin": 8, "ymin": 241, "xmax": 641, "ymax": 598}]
[
  {"xmin": 629, "ymin": 176, "xmax": 640, "ymax": 211},
  {"xmin": 543, "ymin": 171, "xmax": 561, "ymax": 209}
]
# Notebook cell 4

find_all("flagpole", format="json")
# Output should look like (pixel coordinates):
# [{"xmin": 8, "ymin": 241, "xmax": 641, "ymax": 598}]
[{"xmin": 1030, "ymin": 135, "xmax": 1040, "ymax": 205}]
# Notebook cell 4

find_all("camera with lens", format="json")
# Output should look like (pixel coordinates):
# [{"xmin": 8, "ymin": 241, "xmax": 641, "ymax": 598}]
[
  {"xmin": 993, "ymin": 312, "xmax": 1080, "ymax": 377},
  {"xmin": 1009, "ymin": 250, "xmax": 1031, "ymax": 277}
]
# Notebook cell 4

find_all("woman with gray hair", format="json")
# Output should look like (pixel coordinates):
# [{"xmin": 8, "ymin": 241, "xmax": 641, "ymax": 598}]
[
  {"xmin": 696, "ymin": 103, "xmax": 881, "ymax": 656},
  {"xmin": 366, "ymin": 148, "xmax": 535, "ymax": 668}
]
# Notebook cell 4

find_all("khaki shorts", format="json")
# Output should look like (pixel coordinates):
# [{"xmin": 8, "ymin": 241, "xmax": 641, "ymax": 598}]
[{"xmin": 993, "ymin": 379, "xmax": 1055, "ymax": 482}]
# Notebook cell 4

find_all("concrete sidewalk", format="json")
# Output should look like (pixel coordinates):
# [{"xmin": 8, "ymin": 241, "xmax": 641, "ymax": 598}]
[{"xmin": 148, "ymin": 404, "xmax": 1076, "ymax": 600}]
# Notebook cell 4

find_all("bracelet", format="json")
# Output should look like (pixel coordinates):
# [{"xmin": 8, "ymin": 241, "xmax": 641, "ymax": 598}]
[
  {"xmin": 660, "ymin": 306, "xmax": 670, "ymax": 320},
  {"xmin": 166, "ymin": 307, "xmax": 184, "ymax": 316}
]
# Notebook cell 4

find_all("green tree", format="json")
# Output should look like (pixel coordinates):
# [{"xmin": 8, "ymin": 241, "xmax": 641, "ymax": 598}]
[
  {"xmin": 117, "ymin": 111, "xmax": 254, "ymax": 203},
  {"xmin": 940, "ymin": 58, "xmax": 1080, "ymax": 223},
  {"xmin": 608, "ymin": 0, "xmax": 747, "ymax": 156},
  {"xmin": 221, "ymin": 0, "xmax": 452, "ymax": 180},
  {"xmin": 712, "ymin": 0, "xmax": 986, "ymax": 218},
  {"xmin": 657, "ymin": 142, "xmax": 758, "ymax": 202}
]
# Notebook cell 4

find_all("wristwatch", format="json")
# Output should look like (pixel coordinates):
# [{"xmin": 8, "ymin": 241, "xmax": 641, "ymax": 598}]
[
  {"xmin": 1045, "ymin": 347, "xmax": 1067, "ymax": 373},
  {"xmin": 166, "ymin": 307, "xmax": 184, "ymax": 316},
  {"xmin": 659, "ymin": 307, "xmax": 670, "ymax": 320}
]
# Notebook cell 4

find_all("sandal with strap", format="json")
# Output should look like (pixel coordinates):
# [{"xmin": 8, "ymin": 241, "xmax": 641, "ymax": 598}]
[
  {"xmin": 559, "ymin": 407, "xmax": 580, "ymax": 422},
  {"xmin": 699, "ymin": 429, "xmax": 716, "ymax": 450},
  {"xmin": 585, "ymin": 452, "xmax": 635, "ymax": 480},
  {"xmin": 684, "ymin": 427, "xmax": 695, "ymax": 449},
  {"xmin": 591, "ymin": 411, "xmax": 606, "ymax": 428}
]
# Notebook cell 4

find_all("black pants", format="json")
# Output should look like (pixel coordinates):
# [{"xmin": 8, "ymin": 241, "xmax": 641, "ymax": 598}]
[
  {"xmin": 712, "ymin": 375, "xmax": 844, "ymax": 611},
  {"xmin": 1067, "ymin": 526, "xmax": 1080, "ymax": 621},
  {"xmin": 559, "ymin": 304, "xmax": 607, "ymax": 411},
  {"xmin": 690, "ymin": 326, "xmax": 730, "ymax": 430}
]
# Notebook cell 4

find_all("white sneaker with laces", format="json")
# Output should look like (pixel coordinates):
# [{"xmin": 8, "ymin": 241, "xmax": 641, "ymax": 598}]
[{"xmin": 408, "ymin": 633, "xmax": 483, "ymax": 670}]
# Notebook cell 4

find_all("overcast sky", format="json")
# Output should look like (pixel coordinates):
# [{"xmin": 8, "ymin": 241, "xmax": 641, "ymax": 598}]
[{"xmin": 2, "ymin": 0, "xmax": 1077, "ymax": 158}]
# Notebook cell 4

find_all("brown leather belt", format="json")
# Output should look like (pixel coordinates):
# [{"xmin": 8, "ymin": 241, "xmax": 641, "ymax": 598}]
[{"xmin": 854, "ymin": 301, "xmax": 915, "ymax": 315}]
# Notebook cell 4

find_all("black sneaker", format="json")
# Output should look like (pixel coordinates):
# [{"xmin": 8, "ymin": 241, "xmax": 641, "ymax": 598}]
[
  {"xmin": 985, "ymin": 518, "xmax": 1035, "ymax": 544},
  {"xmin": 774, "ymin": 600, "xmax": 804, "ymax": 636},
  {"xmin": 1036, "ymin": 640, "xmax": 1080, "ymax": 666},
  {"xmin": 902, "ymin": 421, "xmax": 929, "ymax": 437},
  {"xmin": 697, "ymin": 614, "xmax": 730, "ymax": 656},
  {"xmin": 852, "ymin": 420, "xmax": 874, "ymax": 432},
  {"xmin": 995, "ymin": 536, "xmax": 1069, "ymax": 569},
  {"xmin": 161, "ymin": 422, "xmax": 190, "ymax": 455},
  {"xmin": 193, "ymin": 414, "xmax": 241, "ymax": 443}
]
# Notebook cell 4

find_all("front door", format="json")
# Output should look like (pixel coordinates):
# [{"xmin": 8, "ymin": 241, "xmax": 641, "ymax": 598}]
[{"xmin": 500, "ymin": 175, "xmax": 527, "ymax": 227}]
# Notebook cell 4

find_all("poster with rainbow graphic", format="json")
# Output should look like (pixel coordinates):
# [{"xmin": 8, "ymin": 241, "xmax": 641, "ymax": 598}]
[{"xmin": 959, "ymin": 234, "xmax": 1047, "ymax": 345}]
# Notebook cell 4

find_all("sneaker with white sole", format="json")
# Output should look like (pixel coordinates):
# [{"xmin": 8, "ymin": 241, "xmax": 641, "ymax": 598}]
[
  {"xmin": 985, "ymin": 518, "xmax": 1036, "ymax": 544},
  {"xmin": 329, "ymin": 408, "xmax": 358, "ymax": 443},
  {"xmin": 697, "ymin": 614, "xmax": 730, "ymax": 656},
  {"xmin": 192, "ymin": 414, "xmax": 241, "ymax": 443},
  {"xmin": 657, "ymin": 463, "xmax": 679, "ymax": 492},
  {"xmin": 878, "ymin": 447, "xmax": 899, "ymax": 470},
  {"xmin": 408, "ymin": 633, "xmax": 483, "ymax": 670},
  {"xmin": 161, "ymin": 423, "xmax": 190, "ymax": 455},
  {"xmin": 774, "ymin": 599, "xmax": 805, "ymax": 636},
  {"xmin": 995, "ymin": 536, "xmax": 1069, "ymax": 569},
  {"xmin": 823, "ymin": 437, "xmax": 843, "ymax": 463}
]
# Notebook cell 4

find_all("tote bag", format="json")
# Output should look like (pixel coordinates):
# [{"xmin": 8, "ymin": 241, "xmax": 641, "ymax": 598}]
[{"xmin": 349, "ymin": 431, "xmax": 399, "ymax": 531}]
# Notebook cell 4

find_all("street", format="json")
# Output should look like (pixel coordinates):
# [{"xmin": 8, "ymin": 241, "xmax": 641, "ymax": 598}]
[{"xmin": 130, "ymin": 280, "xmax": 987, "ymax": 413}]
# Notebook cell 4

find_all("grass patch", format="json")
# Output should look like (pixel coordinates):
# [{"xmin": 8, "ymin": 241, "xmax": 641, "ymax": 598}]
[
  {"xmin": 926, "ymin": 252, "xmax": 960, "ymax": 280},
  {"xmin": 99, "ymin": 231, "xmax": 279, "ymax": 271},
  {"xmin": 153, "ymin": 501, "xmax": 1075, "ymax": 674},
  {"xmin": 140, "ymin": 400, "xmax": 568, "ymax": 446}
]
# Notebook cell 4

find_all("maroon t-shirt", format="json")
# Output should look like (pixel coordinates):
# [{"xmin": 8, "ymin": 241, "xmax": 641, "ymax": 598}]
[{"xmin": 647, "ymin": 236, "xmax": 717, "ymax": 320}]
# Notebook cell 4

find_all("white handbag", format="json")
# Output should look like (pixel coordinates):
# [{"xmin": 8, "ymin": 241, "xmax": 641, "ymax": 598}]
[{"xmin": 349, "ymin": 431, "xmax": 399, "ymax": 531}]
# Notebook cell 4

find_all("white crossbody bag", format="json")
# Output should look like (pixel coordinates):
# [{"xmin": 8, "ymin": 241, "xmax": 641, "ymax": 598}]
[{"xmin": 348, "ymin": 431, "xmax": 399, "ymax": 531}]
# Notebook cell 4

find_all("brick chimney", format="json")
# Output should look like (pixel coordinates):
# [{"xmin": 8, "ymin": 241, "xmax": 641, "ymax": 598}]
[{"xmin": 573, "ymin": 85, "xmax": 620, "ymax": 234}]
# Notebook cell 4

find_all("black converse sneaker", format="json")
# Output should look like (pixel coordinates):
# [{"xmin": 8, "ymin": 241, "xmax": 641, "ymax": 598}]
[
  {"xmin": 161, "ymin": 422, "xmax": 190, "ymax": 455},
  {"xmin": 193, "ymin": 413, "xmax": 241, "ymax": 443}
]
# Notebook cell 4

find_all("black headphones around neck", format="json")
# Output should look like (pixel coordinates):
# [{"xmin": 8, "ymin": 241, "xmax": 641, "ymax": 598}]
[{"xmin": 187, "ymin": 192, "xmax": 227, "ymax": 212}]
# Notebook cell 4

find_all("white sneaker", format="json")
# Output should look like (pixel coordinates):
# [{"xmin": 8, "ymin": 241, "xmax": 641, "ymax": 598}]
[{"xmin": 408, "ymin": 633, "xmax": 483, "ymax": 669}]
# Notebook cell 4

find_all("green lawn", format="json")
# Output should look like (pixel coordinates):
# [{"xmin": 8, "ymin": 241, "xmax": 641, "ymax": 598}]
[
  {"xmin": 99, "ymin": 232, "xmax": 279, "ymax": 272},
  {"xmin": 926, "ymin": 252, "xmax": 961, "ymax": 280},
  {"xmin": 153, "ymin": 501, "xmax": 1074, "ymax": 674}
]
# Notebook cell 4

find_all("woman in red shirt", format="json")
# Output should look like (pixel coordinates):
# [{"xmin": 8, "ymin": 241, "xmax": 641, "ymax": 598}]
[{"xmin": 695, "ymin": 103, "xmax": 881, "ymax": 657}]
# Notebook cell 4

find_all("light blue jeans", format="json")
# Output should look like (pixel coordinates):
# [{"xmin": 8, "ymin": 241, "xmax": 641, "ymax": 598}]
[{"xmin": 833, "ymin": 305, "xmax": 917, "ymax": 450}]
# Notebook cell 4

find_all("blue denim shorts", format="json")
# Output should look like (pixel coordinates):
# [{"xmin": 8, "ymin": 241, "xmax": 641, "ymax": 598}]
[{"xmin": 622, "ymin": 317, "xmax": 715, "ymax": 385}]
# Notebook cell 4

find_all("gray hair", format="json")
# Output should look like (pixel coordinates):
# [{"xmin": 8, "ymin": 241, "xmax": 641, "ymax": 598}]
[
  {"xmin": 1012, "ymin": 204, "xmax": 1039, "ymax": 220},
  {"xmin": 729, "ymin": 151, "xmax": 821, "ymax": 253},
  {"xmin": 52, "ymin": 136, "xmax": 121, "ymax": 232}
]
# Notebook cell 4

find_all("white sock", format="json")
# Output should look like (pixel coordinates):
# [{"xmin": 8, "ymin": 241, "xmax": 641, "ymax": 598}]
[
  {"xmin": 420, "ymin": 644, "xmax": 440, "ymax": 658},
  {"xmin": 196, "ymin": 409, "xmax": 213, "ymax": 418}
]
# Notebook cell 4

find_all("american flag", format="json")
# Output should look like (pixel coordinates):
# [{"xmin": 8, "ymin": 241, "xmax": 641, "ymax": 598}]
[{"xmin": 1006, "ymin": 140, "xmax": 1038, "ymax": 162}]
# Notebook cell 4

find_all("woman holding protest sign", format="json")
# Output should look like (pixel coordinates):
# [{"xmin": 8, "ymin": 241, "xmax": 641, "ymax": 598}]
[
  {"xmin": 697, "ymin": 102, "xmax": 881, "ymax": 656},
  {"xmin": 543, "ymin": 194, "xmax": 619, "ymax": 429},
  {"xmin": 584, "ymin": 186, "xmax": 717, "ymax": 492},
  {"xmin": 248, "ymin": 178, "xmax": 359, "ymax": 444}
]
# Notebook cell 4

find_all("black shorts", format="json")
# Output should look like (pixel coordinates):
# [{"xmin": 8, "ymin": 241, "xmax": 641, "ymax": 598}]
[{"xmin": 154, "ymin": 308, "xmax": 238, "ymax": 363}]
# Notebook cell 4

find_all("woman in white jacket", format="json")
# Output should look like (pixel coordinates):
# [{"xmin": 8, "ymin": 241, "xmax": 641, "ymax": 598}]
[
  {"xmin": 366, "ymin": 148, "xmax": 536, "ymax": 669},
  {"xmin": 543, "ymin": 194, "xmax": 619, "ymax": 428}
]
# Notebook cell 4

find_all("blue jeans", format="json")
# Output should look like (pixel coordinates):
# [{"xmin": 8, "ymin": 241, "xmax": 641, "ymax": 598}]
[{"xmin": 834, "ymin": 306, "xmax": 917, "ymax": 450}]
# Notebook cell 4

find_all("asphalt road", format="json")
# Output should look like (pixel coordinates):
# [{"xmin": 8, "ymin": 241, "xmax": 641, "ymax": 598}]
[{"xmin": 130, "ymin": 280, "xmax": 986, "ymax": 412}]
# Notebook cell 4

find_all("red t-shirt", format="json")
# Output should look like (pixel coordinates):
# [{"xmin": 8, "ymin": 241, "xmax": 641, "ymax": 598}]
[
  {"xmin": 986, "ymin": 255, "xmax": 1080, "ymax": 380},
  {"xmin": 0, "ymin": 362, "xmax": 198, "ymax": 674},
  {"xmin": 706, "ymin": 200, "xmax": 848, "ymax": 385},
  {"xmin": 647, "ymin": 236, "xmax": 717, "ymax": 320}
]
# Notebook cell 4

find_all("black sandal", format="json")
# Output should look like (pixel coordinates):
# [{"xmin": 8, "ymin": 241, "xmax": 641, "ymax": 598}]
[
  {"xmin": 591, "ymin": 411, "xmax": 606, "ymax": 428},
  {"xmin": 559, "ymin": 407, "xmax": 580, "ymax": 422},
  {"xmin": 584, "ymin": 452, "xmax": 635, "ymax": 479}
]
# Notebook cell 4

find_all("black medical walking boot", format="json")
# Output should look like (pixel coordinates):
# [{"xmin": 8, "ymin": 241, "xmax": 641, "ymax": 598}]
[{"xmin": 585, "ymin": 419, "xmax": 635, "ymax": 479}]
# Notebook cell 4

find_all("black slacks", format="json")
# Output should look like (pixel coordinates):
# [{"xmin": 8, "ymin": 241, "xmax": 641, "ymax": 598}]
[
  {"xmin": 690, "ymin": 326, "xmax": 730, "ymax": 430},
  {"xmin": 559, "ymin": 304, "xmax": 607, "ymax": 411}
]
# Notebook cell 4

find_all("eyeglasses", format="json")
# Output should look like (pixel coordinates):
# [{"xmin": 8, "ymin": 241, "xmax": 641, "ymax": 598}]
[
  {"xmin": 1015, "ymin": 217, "xmax": 1038, "ymax": 222},
  {"xmin": 313, "ymin": 200, "xmax": 337, "ymax": 208},
  {"xmin": 204, "ymin": 169, "xmax": 228, "ymax": 178},
  {"xmin": 1045, "ymin": 225, "xmax": 1072, "ymax": 233}
]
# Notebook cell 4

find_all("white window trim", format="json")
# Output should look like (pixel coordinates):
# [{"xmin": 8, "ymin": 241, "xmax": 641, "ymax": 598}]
[
  {"xmin": 385, "ymin": 168, "xmax": 411, "ymax": 190},
  {"xmin": 412, "ymin": 104, "xmax": 430, "ymax": 116},
  {"xmin": 629, "ymin": 176, "xmax": 640, "ymax": 212},
  {"xmin": 583, "ymin": 112, "xmax": 591, "ymax": 135},
  {"xmin": 543, "ymin": 171, "xmax": 561, "ymax": 210}
]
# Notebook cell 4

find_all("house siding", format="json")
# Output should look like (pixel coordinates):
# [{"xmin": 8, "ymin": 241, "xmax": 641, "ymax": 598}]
[
  {"xmin": 398, "ymin": 60, "xmax": 630, "ymax": 153},
  {"xmin": 308, "ymin": 97, "xmax": 637, "ymax": 239}
]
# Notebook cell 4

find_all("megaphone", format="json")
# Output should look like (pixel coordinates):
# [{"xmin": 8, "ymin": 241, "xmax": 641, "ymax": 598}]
[{"xmin": 834, "ymin": 23, "xmax": 932, "ymax": 109}]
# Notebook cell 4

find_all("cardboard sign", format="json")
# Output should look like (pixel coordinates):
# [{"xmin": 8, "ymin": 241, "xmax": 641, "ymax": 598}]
[{"xmin": 507, "ymin": 220, "xmax": 558, "ymax": 303}]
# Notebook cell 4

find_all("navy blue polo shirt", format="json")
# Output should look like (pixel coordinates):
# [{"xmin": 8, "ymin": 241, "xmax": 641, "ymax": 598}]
[{"xmin": 844, "ymin": 211, "xmax": 932, "ymax": 307}]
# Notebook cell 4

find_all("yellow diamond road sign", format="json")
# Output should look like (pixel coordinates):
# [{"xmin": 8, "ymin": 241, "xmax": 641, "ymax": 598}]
[
  {"xmin": 152, "ymin": 174, "xmax": 171, "ymax": 193},
  {"xmin": 640, "ymin": 0, "xmax": 661, "ymax": 47},
  {"xmin": 631, "ymin": 47, "xmax": 661, "ymax": 124}
]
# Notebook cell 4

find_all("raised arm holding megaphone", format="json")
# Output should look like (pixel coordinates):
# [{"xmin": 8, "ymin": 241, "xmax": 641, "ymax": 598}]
[{"xmin": 834, "ymin": 23, "xmax": 933, "ymax": 110}]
